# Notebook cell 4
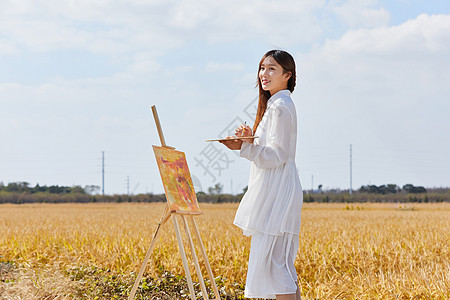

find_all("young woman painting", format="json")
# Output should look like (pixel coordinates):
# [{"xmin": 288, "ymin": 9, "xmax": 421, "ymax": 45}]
[{"xmin": 220, "ymin": 50, "xmax": 303, "ymax": 300}]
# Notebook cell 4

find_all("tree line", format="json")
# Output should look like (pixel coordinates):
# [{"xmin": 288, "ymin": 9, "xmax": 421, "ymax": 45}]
[
  {"xmin": 0, "ymin": 182, "xmax": 87, "ymax": 194},
  {"xmin": 0, "ymin": 181, "xmax": 448, "ymax": 204},
  {"xmin": 358, "ymin": 183, "xmax": 427, "ymax": 194}
]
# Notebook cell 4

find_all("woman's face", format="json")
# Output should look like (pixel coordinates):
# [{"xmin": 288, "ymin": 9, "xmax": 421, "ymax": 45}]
[{"xmin": 259, "ymin": 56, "xmax": 290, "ymax": 95}]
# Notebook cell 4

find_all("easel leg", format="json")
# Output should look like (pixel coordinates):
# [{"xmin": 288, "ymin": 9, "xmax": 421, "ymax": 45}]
[
  {"xmin": 181, "ymin": 215, "xmax": 209, "ymax": 300},
  {"xmin": 128, "ymin": 205, "xmax": 171, "ymax": 300},
  {"xmin": 173, "ymin": 215, "xmax": 196, "ymax": 300},
  {"xmin": 190, "ymin": 216, "xmax": 221, "ymax": 300},
  {"xmin": 128, "ymin": 224, "xmax": 163, "ymax": 299}
]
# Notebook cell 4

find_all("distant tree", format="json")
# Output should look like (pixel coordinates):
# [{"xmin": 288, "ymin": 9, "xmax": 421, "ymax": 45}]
[
  {"xmin": 403, "ymin": 184, "xmax": 414, "ymax": 193},
  {"xmin": 377, "ymin": 185, "xmax": 394, "ymax": 194},
  {"xmin": 31, "ymin": 184, "xmax": 46, "ymax": 193},
  {"xmin": 84, "ymin": 185, "xmax": 100, "ymax": 195},
  {"xmin": 71, "ymin": 185, "xmax": 85, "ymax": 194},
  {"xmin": 46, "ymin": 185, "xmax": 75, "ymax": 194},
  {"xmin": 360, "ymin": 184, "xmax": 399, "ymax": 194},
  {"xmin": 403, "ymin": 184, "xmax": 427, "ymax": 194},
  {"xmin": 5, "ymin": 182, "xmax": 30, "ymax": 193},
  {"xmin": 318, "ymin": 184, "xmax": 323, "ymax": 193},
  {"xmin": 208, "ymin": 183, "xmax": 223, "ymax": 195},
  {"xmin": 386, "ymin": 184, "xmax": 399, "ymax": 194},
  {"xmin": 47, "ymin": 185, "xmax": 61, "ymax": 194},
  {"xmin": 360, "ymin": 185, "xmax": 379, "ymax": 194},
  {"xmin": 416, "ymin": 186, "xmax": 427, "ymax": 193}
]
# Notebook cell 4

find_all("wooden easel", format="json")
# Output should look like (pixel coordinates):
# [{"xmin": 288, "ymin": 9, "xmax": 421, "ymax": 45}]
[{"xmin": 128, "ymin": 105, "xmax": 220, "ymax": 300}]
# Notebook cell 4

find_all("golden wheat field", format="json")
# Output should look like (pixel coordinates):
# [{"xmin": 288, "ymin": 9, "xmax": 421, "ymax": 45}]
[{"xmin": 0, "ymin": 202, "xmax": 449, "ymax": 299}]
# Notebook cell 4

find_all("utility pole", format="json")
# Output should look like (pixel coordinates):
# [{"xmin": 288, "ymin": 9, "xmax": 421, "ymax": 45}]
[
  {"xmin": 102, "ymin": 151, "xmax": 105, "ymax": 195},
  {"xmin": 350, "ymin": 144, "xmax": 353, "ymax": 196},
  {"xmin": 311, "ymin": 175, "xmax": 314, "ymax": 193},
  {"xmin": 127, "ymin": 176, "xmax": 130, "ymax": 196}
]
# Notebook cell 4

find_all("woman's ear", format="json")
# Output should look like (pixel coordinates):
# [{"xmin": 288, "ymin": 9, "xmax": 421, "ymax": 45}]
[{"xmin": 285, "ymin": 71, "xmax": 292, "ymax": 81}]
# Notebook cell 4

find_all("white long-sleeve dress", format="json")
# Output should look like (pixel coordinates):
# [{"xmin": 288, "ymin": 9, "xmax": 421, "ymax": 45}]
[{"xmin": 234, "ymin": 89, "xmax": 303, "ymax": 299}]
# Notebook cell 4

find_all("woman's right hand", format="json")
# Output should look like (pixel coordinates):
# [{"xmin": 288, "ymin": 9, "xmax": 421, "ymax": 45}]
[{"xmin": 235, "ymin": 124, "xmax": 253, "ymax": 143}]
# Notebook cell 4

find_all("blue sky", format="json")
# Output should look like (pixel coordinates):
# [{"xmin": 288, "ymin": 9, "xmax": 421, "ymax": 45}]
[{"xmin": 1, "ymin": 0, "xmax": 449, "ymax": 195}]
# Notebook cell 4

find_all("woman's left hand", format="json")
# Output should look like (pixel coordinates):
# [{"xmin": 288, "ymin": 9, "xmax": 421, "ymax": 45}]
[{"xmin": 219, "ymin": 136, "xmax": 243, "ymax": 150}]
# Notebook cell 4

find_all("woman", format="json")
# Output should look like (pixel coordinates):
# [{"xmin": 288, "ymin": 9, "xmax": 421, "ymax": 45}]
[{"xmin": 220, "ymin": 50, "xmax": 303, "ymax": 300}]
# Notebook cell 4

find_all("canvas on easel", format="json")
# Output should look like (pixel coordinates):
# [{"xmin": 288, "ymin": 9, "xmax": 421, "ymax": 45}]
[
  {"xmin": 152, "ymin": 146, "xmax": 202, "ymax": 214},
  {"xmin": 128, "ymin": 105, "xmax": 219, "ymax": 300}
]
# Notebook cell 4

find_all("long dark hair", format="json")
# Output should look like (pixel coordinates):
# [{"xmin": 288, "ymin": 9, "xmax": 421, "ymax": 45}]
[{"xmin": 253, "ymin": 50, "xmax": 296, "ymax": 133}]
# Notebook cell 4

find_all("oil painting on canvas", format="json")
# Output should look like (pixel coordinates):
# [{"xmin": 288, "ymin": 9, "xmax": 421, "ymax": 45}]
[{"xmin": 152, "ymin": 146, "xmax": 201, "ymax": 214}]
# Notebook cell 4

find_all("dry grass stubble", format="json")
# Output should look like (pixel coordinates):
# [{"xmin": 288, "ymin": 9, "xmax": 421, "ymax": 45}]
[{"xmin": 0, "ymin": 202, "xmax": 449, "ymax": 299}]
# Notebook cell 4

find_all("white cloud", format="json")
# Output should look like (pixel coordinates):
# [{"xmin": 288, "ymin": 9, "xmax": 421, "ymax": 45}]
[
  {"xmin": 168, "ymin": 0, "xmax": 210, "ymax": 30},
  {"xmin": 299, "ymin": 13, "xmax": 450, "ymax": 115},
  {"xmin": 295, "ymin": 13, "xmax": 450, "ymax": 187},
  {"xmin": 0, "ymin": 39, "xmax": 17, "ymax": 55},
  {"xmin": 127, "ymin": 52, "xmax": 162, "ymax": 74},
  {"xmin": 205, "ymin": 62, "xmax": 244, "ymax": 72},
  {"xmin": 330, "ymin": 0, "xmax": 390, "ymax": 29},
  {"xmin": 322, "ymin": 14, "xmax": 450, "ymax": 54},
  {"xmin": 0, "ymin": 0, "xmax": 332, "ymax": 59},
  {"xmin": 0, "ymin": 0, "xmax": 402, "ymax": 66},
  {"xmin": 0, "ymin": 1, "xmax": 179, "ymax": 57},
  {"xmin": 195, "ymin": 0, "xmax": 326, "ymax": 45}
]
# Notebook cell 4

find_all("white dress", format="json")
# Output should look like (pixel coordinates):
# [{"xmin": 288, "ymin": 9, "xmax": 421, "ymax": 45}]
[{"xmin": 234, "ymin": 89, "xmax": 303, "ymax": 299}]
